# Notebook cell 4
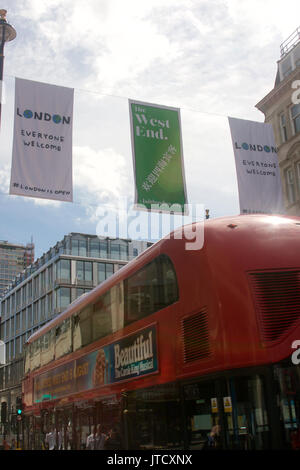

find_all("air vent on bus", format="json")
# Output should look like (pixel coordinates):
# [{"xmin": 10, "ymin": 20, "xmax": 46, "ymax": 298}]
[
  {"xmin": 182, "ymin": 309, "xmax": 211, "ymax": 363},
  {"xmin": 249, "ymin": 270, "xmax": 300, "ymax": 345}
]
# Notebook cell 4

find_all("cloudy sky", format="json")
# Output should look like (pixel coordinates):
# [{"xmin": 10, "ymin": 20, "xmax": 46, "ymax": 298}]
[{"xmin": 0, "ymin": 0, "xmax": 299, "ymax": 258}]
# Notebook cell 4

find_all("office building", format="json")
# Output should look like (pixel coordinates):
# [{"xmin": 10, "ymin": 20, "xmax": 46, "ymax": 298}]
[
  {"xmin": 256, "ymin": 27, "xmax": 300, "ymax": 215},
  {"xmin": 0, "ymin": 232, "xmax": 151, "ymax": 435},
  {"xmin": 0, "ymin": 241, "xmax": 34, "ymax": 298}
]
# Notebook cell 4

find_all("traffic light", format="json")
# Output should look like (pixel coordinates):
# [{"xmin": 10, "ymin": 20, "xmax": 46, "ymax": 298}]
[
  {"xmin": 1, "ymin": 401, "xmax": 7, "ymax": 423},
  {"xmin": 16, "ymin": 396, "xmax": 22, "ymax": 416}
]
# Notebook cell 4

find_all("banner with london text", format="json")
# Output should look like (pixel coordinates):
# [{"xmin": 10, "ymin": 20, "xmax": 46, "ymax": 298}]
[
  {"xmin": 10, "ymin": 78, "xmax": 74, "ymax": 202},
  {"xmin": 228, "ymin": 117, "xmax": 284, "ymax": 214},
  {"xmin": 129, "ymin": 99, "xmax": 188, "ymax": 214}
]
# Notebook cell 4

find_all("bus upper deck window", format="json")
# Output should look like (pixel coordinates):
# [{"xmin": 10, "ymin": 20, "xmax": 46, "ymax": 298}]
[{"xmin": 124, "ymin": 254, "xmax": 178, "ymax": 326}]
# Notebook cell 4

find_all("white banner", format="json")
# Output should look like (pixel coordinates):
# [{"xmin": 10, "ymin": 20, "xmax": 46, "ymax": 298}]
[
  {"xmin": 10, "ymin": 78, "xmax": 74, "ymax": 202},
  {"xmin": 228, "ymin": 117, "xmax": 284, "ymax": 214}
]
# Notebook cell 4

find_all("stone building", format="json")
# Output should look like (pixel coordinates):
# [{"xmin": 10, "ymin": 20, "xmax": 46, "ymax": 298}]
[{"xmin": 256, "ymin": 27, "xmax": 300, "ymax": 215}]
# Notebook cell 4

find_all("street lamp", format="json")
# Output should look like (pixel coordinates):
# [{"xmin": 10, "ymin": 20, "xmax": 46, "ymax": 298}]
[{"xmin": 0, "ymin": 9, "xmax": 16, "ymax": 128}]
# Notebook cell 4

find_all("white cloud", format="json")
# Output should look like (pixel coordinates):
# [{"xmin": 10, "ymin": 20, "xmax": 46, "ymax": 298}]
[
  {"xmin": 0, "ymin": 164, "xmax": 10, "ymax": 193},
  {"xmin": 7, "ymin": 0, "xmax": 299, "ymax": 109},
  {"xmin": 1, "ymin": 0, "xmax": 299, "ymax": 233},
  {"xmin": 73, "ymin": 145, "xmax": 131, "ymax": 218}
]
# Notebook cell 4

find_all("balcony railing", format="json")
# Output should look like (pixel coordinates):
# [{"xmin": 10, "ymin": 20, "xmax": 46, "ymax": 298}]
[{"xmin": 280, "ymin": 26, "xmax": 300, "ymax": 57}]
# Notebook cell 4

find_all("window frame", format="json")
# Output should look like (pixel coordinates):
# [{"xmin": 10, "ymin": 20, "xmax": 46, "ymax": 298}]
[
  {"xmin": 279, "ymin": 112, "xmax": 288, "ymax": 143},
  {"xmin": 290, "ymin": 104, "xmax": 300, "ymax": 135},
  {"xmin": 26, "ymin": 254, "xmax": 178, "ymax": 368},
  {"xmin": 285, "ymin": 166, "xmax": 296, "ymax": 204},
  {"xmin": 124, "ymin": 254, "xmax": 179, "ymax": 327},
  {"xmin": 76, "ymin": 260, "xmax": 93, "ymax": 283}
]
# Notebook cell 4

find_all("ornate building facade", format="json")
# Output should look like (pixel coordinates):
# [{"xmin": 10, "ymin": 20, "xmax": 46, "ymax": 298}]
[{"xmin": 256, "ymin": 27, "xmax": 300, "ymax": 215}]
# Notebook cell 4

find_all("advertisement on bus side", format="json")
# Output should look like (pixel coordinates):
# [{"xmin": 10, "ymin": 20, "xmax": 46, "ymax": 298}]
[{"xmin": 34, "ymin": 325, "xmax": 158, "ymax": 403}]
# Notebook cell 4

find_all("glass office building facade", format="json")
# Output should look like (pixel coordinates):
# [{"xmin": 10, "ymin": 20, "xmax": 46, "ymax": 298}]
[
  {"xmin": 0, "ymin": 233, "xmax": 151, "ymax": 438},
  {"xmin": 0, "ymin": 241, "xmax": 34, "ymax": 299}
]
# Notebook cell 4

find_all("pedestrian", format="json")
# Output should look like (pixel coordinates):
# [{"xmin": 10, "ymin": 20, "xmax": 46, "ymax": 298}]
[
  {"xmin": 95, "ymin": 424, "xmax": 106, "ymax": 450},
  {"xmin": 104, "ymin": 428, "xmax": 120, "ymax": 450},
  {"xmin": 205, "ymin": 423, "xmax": 221, "ymax": 449},
  {"xmin": 86, "ymin": 425, "xmax": 97, "ymax": 450},
  {"xmin": 45, "ymin": 426, "xmax": 56, "ymax": 450},
  {"xmin": 56, "ymin": 427, "xmax": 63, "ymax": 450},
  {"xmin": 10, "ymin": 438, "xmax": 16, "ymax": 450}
]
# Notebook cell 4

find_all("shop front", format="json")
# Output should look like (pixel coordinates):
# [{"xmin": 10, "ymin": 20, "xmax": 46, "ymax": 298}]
[{"xmin": 123, "ymin": 363, "xmax": 300, "ymax": 450}]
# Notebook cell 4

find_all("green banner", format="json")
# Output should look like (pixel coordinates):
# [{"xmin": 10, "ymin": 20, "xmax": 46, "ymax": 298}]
[{"xmin": 129, "ymin": 99, "xmax": 188, "ymax": 213}]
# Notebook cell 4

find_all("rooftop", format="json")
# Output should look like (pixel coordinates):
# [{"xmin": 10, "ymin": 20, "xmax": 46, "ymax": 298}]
[
  {"xmin": 280, "ymin": 26, "xmax": 300, "ymax": 58},
  {"xmin": 275, "ymin": 26, "xmax": 300, "ymax": 86},
  {"xmin": 0, "ymin": 233, "xmax": 148, "ymax": 299}
]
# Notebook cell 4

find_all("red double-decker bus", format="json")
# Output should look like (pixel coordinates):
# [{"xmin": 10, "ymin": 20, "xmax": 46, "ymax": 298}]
[{"xmin": 21, "ymin": 214, "xmax": 300, "ymax": 450}]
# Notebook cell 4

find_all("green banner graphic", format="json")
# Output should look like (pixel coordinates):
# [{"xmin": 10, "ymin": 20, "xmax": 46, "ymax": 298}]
[{"xmin": 129, "ymin": 99, "xmax": 188, "ymax": 213}]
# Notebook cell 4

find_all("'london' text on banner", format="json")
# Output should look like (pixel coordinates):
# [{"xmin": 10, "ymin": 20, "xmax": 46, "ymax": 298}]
[
  {"xmin": 228, "ymin": 117, "xmax": 284, "ymax": 214},
  {"xmin": 10, "ymin": 78, "xmax": 74, "ymax": 202}
]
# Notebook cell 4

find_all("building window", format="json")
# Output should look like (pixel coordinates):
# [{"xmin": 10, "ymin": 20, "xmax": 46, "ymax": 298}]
[
  {"xmin": 47, "ymin": 293, "xmax": 53, "ymax": 318},
  {"xmin": 110, "ymin": 241, "xmax": 120, "ymax": 260},
  {"xmin": 279, "ymin": 113, "xmax": 288, "ymax": 143},
  {"xmin": 10, "ymin": 317, "xmax": 15, "ymax": 338},
  {"xmin": 56, "ymin": 287, "xmax": 71, "ymax": 311},
  {"xmin": 27, "ymin": 306, "xmax": 32, "ymax": 328},
  {"xmin": 98, "ymin": 263, "xmax": 114, "ymax": 283},
  {"xmin": 9, "ymin": 340, "xmax": 14, "ymax": 361},
  {"xmin": 33, "ymin": 276, "xmax": 39, "ymax": 300},
  {"xmin": 291, "ymin": 104, "xmax": 300, "ymax": 134},
  {"xmin": 120, "ymin": 244, "xmax": 128, "ymax": 260},
  {"xmin": 100, "ymin": 240, "xmax": 108, "ymax": 258},
  {"xmin": 28, "ymin": 281, "xmax": 32, "ymax": 299},
  {"xmin": 71, "ymin": 238, "xmax": 87, "ymax": 256},
  {"xmin": 33, "ymin": 301, "xmax": 39, "ymax": 325},
  {"xmin": 47, "ymin": 265, "xmax": 53, "ymax": 287},
  {"xmin": 2, "ymin": 300, "xmax": 7, "ymax": 320},
  {"xmin": 4, "ymin": 320, "xmax": 9, "ymax": 340},
  {"xmin": 15, "ymin": 336, "xmax": 20, "ymax": 358},
  {"xmin": 110, "ymin": 240, "xmax": 128, "ymax": 260},
  {"xmin": 296, "ymin": 162, "xmax": 300, "ymax": 196},
  {"xmin": 22, "ymin": 309, "xmax": 26, "ymax": 332},
  {"xmin": 40, "ymin": 296, "xmax": 46, "ymax": 322},
  {"xmin": 21, "ymin": 334, "xmax": 26, "ymax": 355},
  {"xmin": 280, "ymin": 55, "xmax": 293, "ymax": 79},
  {"xmin": 90, "ymin": 239, "xmax": 100, "ymax": 258},
  {"xmin": 76, "ymin": 288, "xmax": 91, "ymax": 299},
  {"xmin": 56, "ymin": 259, "xmax": 71, "ymax": 282},
  {"xmin": 16, "ymin": 289, "xmax": 21, "ymax": 309},
  {"xmin": 76, "ymin": 261, "xmax": 93, "ymax": 283},
  {"xmin": 16, "ymin": 312, "xmax": 20, "ymax": 335},
  {"xmin": 22, "ymin": 286, "xmax": 26, "ymax": 305},
  {"xmin": 40, "ymin": 270, "xmax": 46, "ymax": 292},
  {"xmin": 285, "ymin": 167, "xmax": 296, "ymax": 204},
  {"xmin": 11, "ymin": 293, "xmax": 15, "ymax": 312}
]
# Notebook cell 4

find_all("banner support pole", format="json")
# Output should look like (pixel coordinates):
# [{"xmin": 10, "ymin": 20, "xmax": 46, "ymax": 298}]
[{"xmin": 0, "ymin": 10, "xmax": 16, "ymax": 130}]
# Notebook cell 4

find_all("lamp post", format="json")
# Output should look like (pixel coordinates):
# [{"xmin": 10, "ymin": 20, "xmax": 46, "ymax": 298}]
[{"xmin": 0, "ymin": 9, "xmax": 16, "ymax": 129}]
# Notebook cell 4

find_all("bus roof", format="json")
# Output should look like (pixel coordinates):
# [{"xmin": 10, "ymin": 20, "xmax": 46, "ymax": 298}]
[{"xmin": 26, "ymin": 213, "xmax": 300, "ymax": 345}]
